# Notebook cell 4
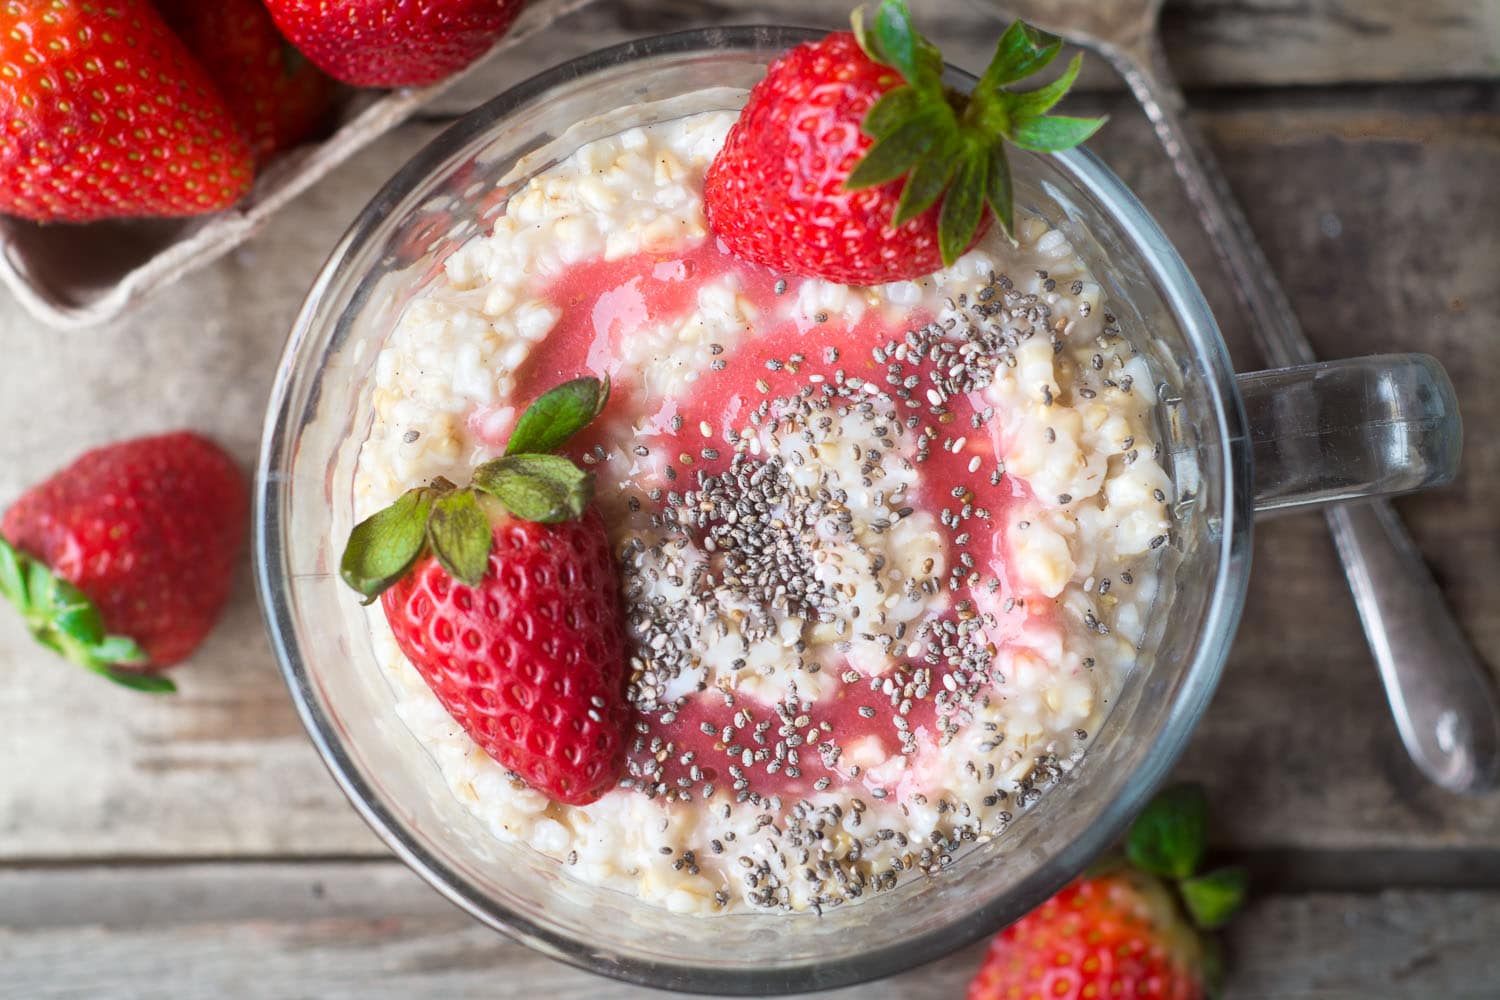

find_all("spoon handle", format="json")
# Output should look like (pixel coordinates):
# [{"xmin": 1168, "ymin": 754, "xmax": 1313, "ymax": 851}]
[
  {"xmin": 1330, "ymin": 501, "xmax": 1500, "ymax": 791},
  {"xmin": 1108, "ymin": 34, "xmax": 1310, "ymax": 368},
  {"xmin": 1105, "ymin": 33, "xmax": 1500, "ymax": 793}
]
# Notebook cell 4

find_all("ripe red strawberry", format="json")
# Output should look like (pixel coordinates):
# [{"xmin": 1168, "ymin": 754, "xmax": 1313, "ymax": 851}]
[
  {"xmin": 341, "ymin": 376, "xmax": 629, "ymax": 805},
  {"xmin": 704, "ymin": 0, "xmax": 1105, "ymax": 286},
  {"xmin": 1, "ymin": 432, "xmax": 248, "ymax": 693},
  {"xmin": 155, "ymin": 0, "xmax": 338, "ymax": 164},
  {"xmin": 383, "ymin": 508, "xmax": 629, "ymax": 804},
  {"xmin": 263, "ymin": 0, "xmax": 524, "ymax": 88},
  {"xmin": 969, "ymin": 872, "xmax": 1204, "ymax": 1000},
  {"xmin": 968, "ymin": 786, "xmax": 1246, "ymax": 1000},
  {"xmin": 0, "ymin": 0, "xmax": 255, "ymax": 222}
]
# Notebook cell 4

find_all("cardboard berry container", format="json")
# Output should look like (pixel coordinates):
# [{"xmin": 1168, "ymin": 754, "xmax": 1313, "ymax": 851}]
[{"xmin": 0, "ymin": 0, "xmax": 591, "ymax": 329}]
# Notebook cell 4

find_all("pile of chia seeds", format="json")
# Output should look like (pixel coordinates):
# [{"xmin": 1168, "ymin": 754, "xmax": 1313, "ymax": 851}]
[{"xmin": 598, "ymin": 269, "xmax": 1139, "ymax": 911}]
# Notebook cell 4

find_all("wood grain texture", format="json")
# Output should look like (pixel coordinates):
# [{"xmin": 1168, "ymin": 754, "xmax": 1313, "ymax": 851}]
[
  {"xmin": 0, "ymin": 126, "xmax": 452, "ymax": 859},
  {"xmin": 2, "ymin": 862, "xmax": 1499, "ymax": 999},
  {"xmin": 426, "ymin": 0, "xmax": 1500, "ymax": 117},
  {"xmin": 1182, "ymin": 84, "xmax": 1500, "ymax": 851},
  {"xmin": 1158, "ymin": 0, "xmax": 1500, "ymax": 87},
  {"xmin": 0, "ymin": 14, "xmax": 1497, "ymax": 866}
]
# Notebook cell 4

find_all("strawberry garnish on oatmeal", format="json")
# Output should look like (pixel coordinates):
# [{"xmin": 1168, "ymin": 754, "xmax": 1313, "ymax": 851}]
[
  {"xmin": 340, "ymin": 376, "xmax": 630, "ymax": 806},
  {"xmin": 704, "ymin": 0, "xmax": 1105, "ymax": 286},
  {"xmin": 968, "ymin": 785, "xmax": 1248, "ymax": 1000}
]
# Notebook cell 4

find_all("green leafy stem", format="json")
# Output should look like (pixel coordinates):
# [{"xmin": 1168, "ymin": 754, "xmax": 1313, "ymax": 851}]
[
  {"xmin": 847, "ymin": 0, "xmax": 1107, "ymax": 265},
  {"xmin": 340, "ymin": 375, "xmax": 610, "ymax": 601},
  {"xmin": 1124, "ymin": 783, "xmax": 1249, "ymax": 931},
  {"xmin": 0, "ymin": 536, "xmax": 174, "ymax": 693}
]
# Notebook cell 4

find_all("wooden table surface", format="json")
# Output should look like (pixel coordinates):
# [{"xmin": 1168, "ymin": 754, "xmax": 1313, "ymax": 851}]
[{"xmin": 3, "ymin": 1, "xmax": 1500, "ymax": 996}]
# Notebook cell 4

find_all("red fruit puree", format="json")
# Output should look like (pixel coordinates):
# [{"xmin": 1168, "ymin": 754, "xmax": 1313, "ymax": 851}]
[{"xmin": 470, "ymin": 237, "xmax": 1047, "ymax": 804}]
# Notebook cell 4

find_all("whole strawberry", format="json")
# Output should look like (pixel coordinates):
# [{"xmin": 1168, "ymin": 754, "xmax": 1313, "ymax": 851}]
[
  {"xmin": 969, "ymin": 785, "xmax": 1247, "ymax": 1000},
  {"xmin": 155, "ymin": 0, "xmax": 338, "ymax": 164},
  {"xmin": 341, "ymin": 377, "xmax": 629, "ymax": 805},
  {"xmin": 704, "ymin": 0, "xmax": 1105, "ymax": 286},
  {"xmin": 0, "ymin": 0, "xmax": 254, "ymax": 222},
  {"xmin": 264, "ymin": 0, "xmax": 524, "ymax": 88},
  {"xmin": 1, "ymin": 432, "xmax": 248, "ymax": 693}
]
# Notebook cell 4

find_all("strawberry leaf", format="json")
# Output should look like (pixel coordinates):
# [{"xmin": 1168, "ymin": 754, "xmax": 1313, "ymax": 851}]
[
  {"xmin": 94, "ymin": 665, "xmax": 177, "ymax": 693},
  {"xmin": 1009, "ymin": 114, "xmax": 1107, "ymax": 153},
  {"xmin": 474, "ymin": 454, "xmax": 592, "ymax": 524},
  {"xmin": 850, "ymin": 3, "xmax": 879, "ymax": 63},
  {"xmin": 91, "ymin": 634, "xmax": 149, "ymax": 665},
  {"xmin": 985, "ymin": 145, "xmax": 1015, "ymax": 241},
  {"xmin": 426, "ymin": 489, "xmax": 492, "ymax": 586},
  {"xmin": 937, "ymin": 150, "xmax": 988, "ymax": 267},
  {"xmin": 855, "ymin": 2, "xmax": 942, "ymax": 88},
  {"xmin": 845, "ymin": 8, "xmax": 1103, "ymax": 274},
  {"xmin": 1004, "ymin": 52, "xmax": 1085, "ymax": 123},
  {"xmin": 1126, "ymin": 783, "xmax": 1208, "ymax": 880},
  {"xmin": 1180, "ymin": 866, "xmax": 1249, "ymax": 930},
  {"xmin": 51, "ymin": 578, "xmax": 105, "ymax": 646},
  {"xmin": 0, "ymin": 538, "xmax": 24, "ymax": 607},
  {"xmin": 845, "ymin": 110, "xmax": 948, "ymax": 190},
  {"xmin": 505, "ymin": 375, "xmax": 610, "ymax": 457},
  {"xmin": 0, "ymin": 537, "xmax": 168, "ymax": 692},
  {"xmin": 341, "ymin": 375, "xmax": 609, "ymax": 601},
  {"xmin": 862, "ymin": 86, "xmax": 924, "ymax": 140},
  {"xmin": 340, "ymin": 487, "xmax": 435, "ymax": 601},
  {"xmin": 893, "ymin": 141, "xmax": 960, "ymax": 226},
  {"xmin": 869, "ymin": 0, "xmax": 921, "ymax": 84},
  {"xmin": 979, "ymin": 20, "xmax": 1062, "ymax": 91},
  {"xmin": 27, "ymin": 560, "xmax": 55, "ymax": 617}
]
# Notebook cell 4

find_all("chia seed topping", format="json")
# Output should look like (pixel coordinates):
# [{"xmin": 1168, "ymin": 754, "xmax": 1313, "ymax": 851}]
[{"xmin": 354, "ymin": 109, "xmax": 1173, "ymax": 917}]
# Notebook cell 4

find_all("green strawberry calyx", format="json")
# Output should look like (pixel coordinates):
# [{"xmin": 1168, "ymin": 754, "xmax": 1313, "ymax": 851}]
[
  {"xmin": 1125, "ymin": 783, "xmax": 1248, "ymax": 928},
  {"xmin": 845, "ymin": 0, "xmax": 1107, "ymax": 265},
  {"xmin": 0, "ymin": 536, "xmax": 174, "ymax": 694},
  {"xmin": 1094, "ymin": 783, "xmax": 1248, "ymax": 993},
  {"xmin": 340, "ymin": 375, "xmax": 610, "ymax": 602}
]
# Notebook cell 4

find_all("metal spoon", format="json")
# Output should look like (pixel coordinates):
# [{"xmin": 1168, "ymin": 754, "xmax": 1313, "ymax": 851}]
[{"xmin": 977, "ymin": 0, "xmax": 1500, "ymax": 792}]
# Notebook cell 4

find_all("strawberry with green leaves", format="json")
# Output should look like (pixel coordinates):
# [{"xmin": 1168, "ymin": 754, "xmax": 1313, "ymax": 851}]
[
  {"xmin": 1, "ymin": 432, "xmax": 248, "ymax": 693},
  {"xmin": 968, "ymin": 785, "xmax": 1247, "ymax": 1000},
  {"xmin": 704, "ymin": 0, "xmax": 1104, "ymax": 286},
  {"xmin": 341, "ymin": 377, "xmax": 629, "ymax": 806}
]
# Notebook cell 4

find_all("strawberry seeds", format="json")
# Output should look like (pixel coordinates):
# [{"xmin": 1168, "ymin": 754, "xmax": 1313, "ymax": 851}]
[{"xmin": 348, "ymin": 5, "xmax": 1167, "ymax": 915}]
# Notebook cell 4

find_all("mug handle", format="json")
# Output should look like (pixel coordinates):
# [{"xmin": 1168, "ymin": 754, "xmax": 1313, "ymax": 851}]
[
  {"xmin": 1238, "ymin": 353, "xmax": 1460, "ymax": 513},
  {"xmin": 1236, "ymin": 353, "xmax": 1500, "ymax": 793}
]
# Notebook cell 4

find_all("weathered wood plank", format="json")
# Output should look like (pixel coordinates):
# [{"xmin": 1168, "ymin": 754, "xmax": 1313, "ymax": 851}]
[
  {"xmin": 2, "ymin": 862, "xmax": 1498, "ymax": 999},
  {"xmin": 0, "ymin": 127, "xmax": 454, "ymax": 857},
  {"xmin": 0, "ymin": 55, "xmax": 1498, "ymax": 858},
  {"xmin": 425, "ymin": 0, "xmax": 1500, "ymax": 117},
  {"xmin": 1159, "ymin": 0, "xmax": 1500, "ymax": 88},
  {"xmin": 1181, "ymin": 87, "xmax": 1500, "ymax": 851}
]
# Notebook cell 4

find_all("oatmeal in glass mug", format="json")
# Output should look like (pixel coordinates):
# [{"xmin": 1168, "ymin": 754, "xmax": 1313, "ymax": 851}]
[{"xmin": 256, "ymin": 27, "xmax": 1460, "ymax": 995}]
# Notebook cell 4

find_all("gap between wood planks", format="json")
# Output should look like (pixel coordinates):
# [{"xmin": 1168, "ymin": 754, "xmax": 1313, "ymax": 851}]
[{"xmin": 4, "ymin": 864, "xmax": 1497, "ymax": 999}]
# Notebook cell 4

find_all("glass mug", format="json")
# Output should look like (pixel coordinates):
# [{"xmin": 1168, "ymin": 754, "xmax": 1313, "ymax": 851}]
[{"xmin": 255, "ymin": 28, "xmax": 1461, "ymax": 995}]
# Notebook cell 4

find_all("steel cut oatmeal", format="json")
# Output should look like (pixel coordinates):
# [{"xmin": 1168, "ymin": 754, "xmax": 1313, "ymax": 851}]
[{"xmin": 352, "ymin": 109, "xmax": 1170, "ymax": 914}]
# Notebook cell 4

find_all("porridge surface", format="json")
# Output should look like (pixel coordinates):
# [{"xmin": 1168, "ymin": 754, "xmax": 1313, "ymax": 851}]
[{"xmin": 354, "ymin": 109, "xmax": 1171, "ymax": 914}]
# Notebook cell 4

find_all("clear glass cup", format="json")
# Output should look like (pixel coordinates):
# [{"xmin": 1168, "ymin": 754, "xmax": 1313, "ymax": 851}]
[{"xmin": 254, "ymin": 28, "xmax": 1462, "ymax": 995}]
